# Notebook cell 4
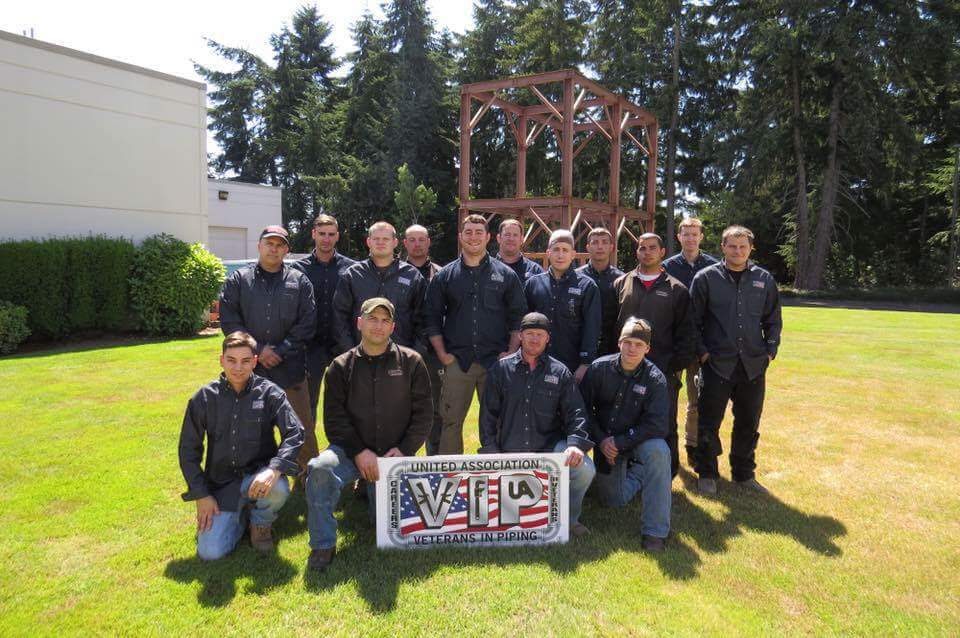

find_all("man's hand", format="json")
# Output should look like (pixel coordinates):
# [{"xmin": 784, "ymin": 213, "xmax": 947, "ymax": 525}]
[
  {"xmin": 699, "ymin": 352, "xmax": 710, "ymax": 364},
  {"xmin": 195, "ymin": 496, "xmax": 220, "ymax": 532},
  {"xmin": 438, "ymin": 351, "xmax": 456, "ymax": 367},
  {"xmin": 599, "ymin": 437, "xmax": 619, "ymax": 465},
  {"xmin": 564, "ymin": 446, "xmax": 585, "ymax": 468},
  {"xmin": 248, "ymin": 468, "xmax": 280, "ymax": 500},
  {"xmin": 768, "ymin": 354, "xmax": 774, "ymax": 362},
  {"xmin": 574, "ymin": 364, "xmax": 588, "ymax": 384},
  {"xmin": 354, "ymin": 449, "xmax": 380, "ymax": 481},
  {"xmin": 259, "ymin": 345, "xmax": 283, "ymax": 368},
  {"xmin": 383, "ymin": 447, "xmax": 404, "ymax": 458}
]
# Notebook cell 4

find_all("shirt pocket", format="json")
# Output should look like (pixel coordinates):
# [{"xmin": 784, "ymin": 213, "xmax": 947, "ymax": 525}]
[
  {"xmin": 747, "ymin": 290, "xmax": 766, "ymax": 316},
  {"xmin": 533, "ymin": 389, "xmax": 560, "ymax": 430},
  {"xmin": 564, "ymin": 292, "xmax": 584, "ymax": 325},
  {"xmin": 482, "ymin": 283, "xmax": 505, "ymax": 311},
  {"xmin": 281, "ymin": 290, "xmax": 300, "ymax": 318}
]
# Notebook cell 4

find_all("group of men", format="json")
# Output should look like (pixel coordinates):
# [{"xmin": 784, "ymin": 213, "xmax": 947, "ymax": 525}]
[{"xmin": 178, "ymin": 212, "xmax": 782, "ymax": 569}]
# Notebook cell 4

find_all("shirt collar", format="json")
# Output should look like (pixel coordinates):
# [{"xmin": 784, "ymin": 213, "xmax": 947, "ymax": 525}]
[
  {"xmin": 614, "ymin": 355, "xmax": 646, "ymax": 379},
  {"xmin": 219, "ymin": 372, "xmax": 256, "ymax": 396}
]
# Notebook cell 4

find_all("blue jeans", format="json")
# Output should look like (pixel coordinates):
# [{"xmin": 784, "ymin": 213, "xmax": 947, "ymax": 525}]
[
  {"xmin": 196, "ymin": 471, "xmax": 290, "ymax": 561},
  {"xmin": 593, "ymin": 438, "xmax": 671, "ymax": 538},
  {"xmin": 305, "ymin": 446, "xmax": 375, "ymax": 550},
  {"xmin": 552, "ymin": 440, "xmax": 596, "ymax": 526}
]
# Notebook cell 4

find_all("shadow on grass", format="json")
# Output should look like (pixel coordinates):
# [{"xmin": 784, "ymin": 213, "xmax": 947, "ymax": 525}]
[
  {"xmin": 164, "ymin": 549, "xmax": 299, "ymax": 608},
  {"xmin": 10, "ymin": 331, "xmax": 220, "ymax": 360},
  {"xmin": 162, "ymin": 468, "xmax": 846, "ymax": 611},
  {"xmin": 673, "ymin": 468, "xmax": 847, "ymax": 558}
]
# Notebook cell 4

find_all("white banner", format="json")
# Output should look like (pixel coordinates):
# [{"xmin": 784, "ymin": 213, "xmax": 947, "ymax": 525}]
[{"xmin": 375, "ymin": 453, "xmax": 569, "ymax": 549}]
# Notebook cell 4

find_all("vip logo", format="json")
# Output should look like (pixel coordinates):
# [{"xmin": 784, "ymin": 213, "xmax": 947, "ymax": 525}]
[{"xmin": 406, "ymin": 473, "xmax": 545, "ymax": 528}]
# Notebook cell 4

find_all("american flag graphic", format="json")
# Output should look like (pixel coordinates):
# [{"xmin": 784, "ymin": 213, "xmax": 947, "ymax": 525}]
[{"xmin": 399, "ymin": 471, "xmax": 550, "ymax": 535}]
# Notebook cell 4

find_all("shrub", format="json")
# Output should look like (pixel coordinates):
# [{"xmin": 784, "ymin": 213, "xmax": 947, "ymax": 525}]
[
  {"xmin": 129, "ymin": 234, "xmax": 225, "ymax": 336},
  {"xmin": 0, "ymin": 236, "xmax": 134, "ymax": 339},
  {"xmin": 0, "ymin": 301, "xmax": 30, "ymax": 354}
]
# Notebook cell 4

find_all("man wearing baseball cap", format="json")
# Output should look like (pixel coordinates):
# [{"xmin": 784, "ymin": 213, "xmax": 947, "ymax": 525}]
[
  {"xmin": 305, "ymin": 297, "xmax": 433, "ymax": 571},
  {"xmin": 219, "ymin": 225, "xmax": 318, "ymax": 478},
  {"xmin": 479, "ymin": 312, "xmax": 596, "ymax": 537},
  {"xmin": 580, "ymin": 317, "xmax": 672, "ymax": 552},
  {"xmin": 524, "ymin": 229, "xmax": 601, "ymax": 382}
]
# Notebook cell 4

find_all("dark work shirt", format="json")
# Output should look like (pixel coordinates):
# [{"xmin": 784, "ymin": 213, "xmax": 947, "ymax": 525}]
[
  {"xmin": 323, "ymin": 341, "xmax": 433, "ymax": 458},
  {"xmin": 614, "ymin": 270, "xmax": 697, "ymax": 375},
  {"xmin": 577, "ymin": 262, "xmax": 625, "ymax": 356},
  {"xmin": 332, "ymin": 258, "xmax": 427, "ymax": 355},
  {"xmin": 663, "ymin": 251, "xmax": 719, "ymax": 289},
  {"xmin": 424, "ymin": 254, "xmax": 527, "ymax": 372},
  {"xmin": 412, "ymin": 258, "xmax": 442, "ymax": 281},
  {"xmin": 178, "ymin": 373, "xmax": 304, "ymax": 511},
  {"xmin": 690, "ymin": 261, "xmax": 782, "ymax": 380},
  {"xmin": 292, "ymin": 251, "xmax": 356, "ymax": 375},
  {"xmin": 496, "ymin": 253, "xmax": 545, "ymax": 283},
  {"xmin": 219, "ymin": 264, "xmax": 317, "ymax": 388},
  {"xmin": 479, "ymin": 351, "xmax": 592, "ymax": 454},
  {"xmin": 580, "ymin": 354, "xmax": 669, "ymax": 452},
  {"xmin": 524, "ymin": 268, "xmax": 601, "ymax": 372}
]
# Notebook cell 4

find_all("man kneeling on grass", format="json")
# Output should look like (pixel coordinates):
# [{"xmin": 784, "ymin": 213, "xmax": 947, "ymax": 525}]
[
  {"xmin": 479, "ymin": 312, "xmax": 596, "ymax": 537},
  {"xmin": 178, "ymin": 331, "xmax": 304, "ymax": 560},
  {"xmin": 580, "ymin": 318, "xmax": 672, "ymax": 552},
  {"xmin": 306, "ymin": 297, "xmax": 433, "ymax": 571}
]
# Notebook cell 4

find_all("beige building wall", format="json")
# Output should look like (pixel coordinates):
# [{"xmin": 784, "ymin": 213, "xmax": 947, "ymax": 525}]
[
  {"xmin": 0, "ymin": 30, "xmax": 207, "ymax": 244},
  {"xmin": 207, "ymin": 179, "xmax": 282, "ymax": 259}
]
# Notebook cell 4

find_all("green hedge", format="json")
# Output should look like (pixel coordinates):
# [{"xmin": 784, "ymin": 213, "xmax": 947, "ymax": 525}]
[
  {"xmin": 0, "ymin": 301, "xmax": 30, "ymax": 354},
  {"xmin": 129, "ymin": 234, "xmax": 225, "ymax": 336},
  {"xmin": 0, "ymin": 236, "xmax": 134, "ymax": 339}
]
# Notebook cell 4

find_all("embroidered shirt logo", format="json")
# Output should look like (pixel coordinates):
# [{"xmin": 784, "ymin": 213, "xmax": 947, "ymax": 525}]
[
  {"xmin": 398, "ymin": 277, "xmax": 411, "ymax": 286},
  {"xmin": 568, "ymin": 287, "xmax": 581, "ymax": 295},
  {"xmin": 285, "ymin": 281, "xmax": 299, "ymax": 289},
  {"xmin": 656, "ymin": 290, "xmax": 669, "ymax": 297},
  {"xmin": 544, "ymin": 374, "xmax": 559, "ymax": 385},
  {"xmin": 252, "ymin": 400, "xmax": 265, "ymax": 409},
  {"xmin": 752, "ymin": 280, "xmax": 765, "ymax": 289},
  {"xmin": 387, "ymin": 368, "xmax": 403, "ymax": 377},
  {"xmin": 490, "ymin": 272, "xmax": 504, "ymax": 283},
  {"xmin": 632, "ymin": 385, "xmax": 647, "ymax": 395}
]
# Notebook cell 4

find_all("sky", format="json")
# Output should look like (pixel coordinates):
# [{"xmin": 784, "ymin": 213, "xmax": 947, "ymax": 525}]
[{"xmin": 1, "ymin": 0, "xmax": 476, "ymax": 83}]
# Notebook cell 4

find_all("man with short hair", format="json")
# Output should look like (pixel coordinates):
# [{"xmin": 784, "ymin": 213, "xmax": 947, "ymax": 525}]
[
  {"xmin": 524, "ymin": 229, "xmax": 601, "ymax": 382},
  {"xmin": 333, "ymin": 221, "xmax": 427, "ymax": 355},
  {"xmin": 580, "ymin": 318, "xmax": 672, "ymax": 552},
  {"xmin": 495, "ymin": 218, "xmax": 545, "ymax": 282},
  {"xmin": 577, "ymin": 227, "xmax": 625, "ymax": 357},
  {"xmin": 403, "ymin": 224, "xmax": 442, "ymax": 281},
  {"xmin": 306, "ymin": 298, "xmax": 432, "ymax": 571},
  {"xmin": 424, "ymin": 214, "xmax": 527, "ymax": 454},
  {"xmin": 179, "ymin": 331, "xmax": 304, "ymax": 560},
  {"xmin": 293, "ymin": 214, "xmax": 356, "ymax": 421},
  {"xmin": 403, "ymin": 223, "xmax": 445, "ymax": 455},
  {"xmin": 613, "ymin": 233, "xmax": 696, "ymax": 477},
  {"xmin": 662, "ymin": 217, "xmax": 718, "ymax": 466},
  {"xmin": 479, "ymin": 312, "xmax": 596, "ymax": 537},
  {"xmin": 690, "ymin": 225, "xmax": 782, "ymax": 496},
  {"xmin": 219, "ymin": 225, "xmax": 318, "ymax": 475}
]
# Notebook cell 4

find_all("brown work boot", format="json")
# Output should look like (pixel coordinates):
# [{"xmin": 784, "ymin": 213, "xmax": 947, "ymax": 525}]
[
  {"xmin": 249, "ymin": 523, "xmax": 275, "ymax": 552},
  {"xmin": 308, "ymin": 547, "xmax": 336, "ymax": 572}
]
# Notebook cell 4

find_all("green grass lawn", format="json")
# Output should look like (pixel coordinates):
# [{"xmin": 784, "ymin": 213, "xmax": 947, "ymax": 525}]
[{"xmin": 1, "ymin": 307, "xmax": 959, "ymax": 637}]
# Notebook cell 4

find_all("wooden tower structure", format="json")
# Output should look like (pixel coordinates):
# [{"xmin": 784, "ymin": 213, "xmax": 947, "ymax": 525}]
[{"xmin": 458, "ymin": 69, "xmax": 658, "ymax": 264}]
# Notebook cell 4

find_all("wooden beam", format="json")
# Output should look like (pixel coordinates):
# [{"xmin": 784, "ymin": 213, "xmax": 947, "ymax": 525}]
[
  {"xmin": 459, "ymin": 92, "xmax": 471, "ymax": 203},
  {"xmin": 645, "ymin": 122, "xmax": 658, "ymax": 226},
  {"xmin": 469, "ymin": 91, "xmax": 523, "ymax": 115},
  {"xmin": 624, "ymin": 128, "xmax": 648, "ymax": 155},
  {"xmin": 469, "ymin": 91, "xmax": 499, "ymax": 129},
  {"xmin": 529, "ymin": 84, "xmax": 564, "ymax": 122},
  {"xmin": 527, "ymin": 207, "xmax": 554, "ymax": 235},
  {"xmin": 572, "ymin": 130, "xmax": 597, "ymax": 159},
  {"xmin": 516, "ymin": 117, "xmax": 527, "ymax": 197},
  {"xmin": 609, "ymin": 101, "xmax": 622, "ymax": 209},
  {"xmin": 462, "ymin": 69, "xmax": 574, "ymax": 94},
  {"xmin": 583, "ymin": 109, "xmax": 613, "ymax": 141}
]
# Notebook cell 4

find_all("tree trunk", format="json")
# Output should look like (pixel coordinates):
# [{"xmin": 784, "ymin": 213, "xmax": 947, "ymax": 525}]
[
  {"xmin": 664, "ymin": 2, "xmax": 681, "ymax": 254},
  {"xmin": 791, "ymin": 55, "xmax": 811, "ymax": 289},
  {"xmin": 806, "ymin": 76, "xmax": 843, "ymax": 290},
  {"xmin": 949, "ymin": 145, "xmax": 960, "ymax": 286}
]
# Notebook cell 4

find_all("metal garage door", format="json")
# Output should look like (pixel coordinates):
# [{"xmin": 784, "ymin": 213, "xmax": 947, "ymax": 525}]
[{"xmin": 208, "ymin": 226, "xmax": 247, "ymax": 259}]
